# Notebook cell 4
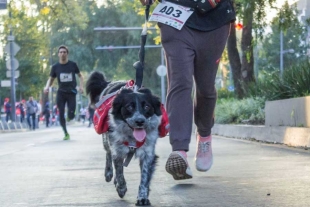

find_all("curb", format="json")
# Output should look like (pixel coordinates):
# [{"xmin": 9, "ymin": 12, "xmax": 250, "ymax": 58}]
[{"xmin": 212, "ymin": 124, "xmax": 310, "ymax": 148}]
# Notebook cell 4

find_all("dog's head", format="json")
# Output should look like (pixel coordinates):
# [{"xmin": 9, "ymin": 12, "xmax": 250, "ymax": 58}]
[{"xmin": 110, "ymin": 88, "xmax": 162, "ymax": 142}]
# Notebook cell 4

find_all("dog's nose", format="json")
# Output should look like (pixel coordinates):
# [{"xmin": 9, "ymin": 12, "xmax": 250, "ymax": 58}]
[{"xmin": 135, "ymin": 118, "xmax": 145, "ymax": 127}]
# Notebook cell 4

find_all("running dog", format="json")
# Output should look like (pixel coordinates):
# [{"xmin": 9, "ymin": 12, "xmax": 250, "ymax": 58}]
[{"xmin": 86, "ymin": 71, "xmax": 162, "ymax": 206}]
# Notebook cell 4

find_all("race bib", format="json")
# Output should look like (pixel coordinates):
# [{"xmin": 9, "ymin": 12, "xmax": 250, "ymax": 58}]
[
  {"xmin": 149, "ymin": 2, "xmax": 194, "ymax": 30},
  {"xmin": 60, "ymin": 73, "xmax": 73, "ymax": 82}
]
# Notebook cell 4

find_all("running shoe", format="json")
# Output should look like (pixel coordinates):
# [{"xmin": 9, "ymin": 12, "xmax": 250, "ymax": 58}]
[
  {"xmin": 63, "ymin": 134, "xmax": 70, "ymax": 140},
  {"xmin": 195, "ymin": 135, "xmax": 213, "ymax": 172},
  {"xmin": 165, "ymin": 151, "xmax": 193, "ymax": 180}
]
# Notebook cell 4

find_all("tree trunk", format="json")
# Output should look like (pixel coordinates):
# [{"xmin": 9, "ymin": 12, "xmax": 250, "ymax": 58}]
[
  {"xmin": 241, "ymin": 3, "xmax": 255, "ymax": 85},
  {"xmin": 227, "ymin": 23, "xmax": 244, "ymax": 99}
]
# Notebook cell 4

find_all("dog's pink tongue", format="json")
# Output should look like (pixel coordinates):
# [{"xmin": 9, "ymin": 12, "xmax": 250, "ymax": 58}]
[{"xmin": 133, "ymin": 129, "xmax": 146, "ymax": 142}]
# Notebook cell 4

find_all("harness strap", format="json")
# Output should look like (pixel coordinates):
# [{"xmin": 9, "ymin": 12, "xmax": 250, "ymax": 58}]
[
  {"xmin": 123, "ymin": 139, "xmax": 146, "ymax": 167},
  {"xmin": 123, "ymin": 148, "xmax": 136, "ymax": 167},
  {"xmin": 95, "ymin": 80, "xmax": 135, "ymax": 109},
  {"xmin": 95, "ymin": 91, "xmax": 118, "ymax": 109}
]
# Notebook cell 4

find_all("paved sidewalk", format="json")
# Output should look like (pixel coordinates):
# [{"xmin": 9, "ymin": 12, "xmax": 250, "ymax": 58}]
[{"xmin": 1, "ymin": 125, "xmax": 310, "ymax": 206}]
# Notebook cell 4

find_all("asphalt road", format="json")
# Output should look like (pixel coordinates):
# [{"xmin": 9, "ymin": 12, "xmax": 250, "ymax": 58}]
[{"xmin": 1, "ymin": 123, "xmax": 310, "ymax": 207}]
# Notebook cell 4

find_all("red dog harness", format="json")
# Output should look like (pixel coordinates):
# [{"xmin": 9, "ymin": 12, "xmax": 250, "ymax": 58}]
[{"xmin": 93, "ymin": 80, "xmax": 169, "ymax": 141}]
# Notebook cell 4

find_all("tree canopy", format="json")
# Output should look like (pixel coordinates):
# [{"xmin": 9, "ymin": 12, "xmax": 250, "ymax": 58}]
[{"xmin": 0, "ymin": 0, "xmax": 308, "ymax": 106}]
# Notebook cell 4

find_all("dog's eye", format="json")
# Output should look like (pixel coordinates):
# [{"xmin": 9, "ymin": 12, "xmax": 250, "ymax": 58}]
[
  {"xmin": 144, "ymin": 105, "xmax": 150, "ymax": 111},
  {"xmin": 126, "ymin": 105, "xmax": 134, "ymax": 111}
]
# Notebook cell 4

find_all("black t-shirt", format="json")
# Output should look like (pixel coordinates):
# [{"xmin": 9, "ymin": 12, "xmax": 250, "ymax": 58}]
[
  {"xmin": 164, "ymin": 0, "xmax": 236, "ymax": 32},
  {"xmin": 50, "ymin": 60, "xmax": 80, "ymax": 93},
  {"xmin": 186, "ymin": 0, "xmax": 236, "ymax": 31}
]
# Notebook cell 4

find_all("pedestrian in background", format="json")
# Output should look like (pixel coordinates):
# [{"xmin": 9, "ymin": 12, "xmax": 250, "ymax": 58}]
[
  {"xmin": 44, "ymin": 102, "xmax": 51, "ymax": 127},
  {"xmin": 18, "ymin": 100, "xmax": 25, "ymax": 123},
  {"xmin": 80, "ymin": 106, "xmax": 87, "ymax": 124},
  {"xmin": 36, "ymin": 101, "xmax": 42, "ymax": 128},
  {"xmin": 52, "ymin": 105, "xmax": 59, "ymax": 126},
  {"xmin": 139, "ymin": 0, "xmax": 236, "ymax": 180},
  {"xmin": 26, "ymin": 96, "xmax": 38, "ymax": 130},
  {"xmin": 44, "ymin": 45, "xmax": 84, "ymax": 140},
  {"xmin": 4, "ymin": 98, "xmax": 11, "ymax": 122}
]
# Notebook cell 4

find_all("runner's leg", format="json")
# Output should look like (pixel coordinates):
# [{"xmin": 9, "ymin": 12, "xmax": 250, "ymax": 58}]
[{"xmin": 57, "ymin": 91, "xmax": 68, "ymax": 135}]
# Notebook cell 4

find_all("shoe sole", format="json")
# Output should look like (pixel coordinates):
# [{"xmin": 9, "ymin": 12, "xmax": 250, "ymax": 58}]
[{"xmin": 165, "ymin": 153, "xmax": 192, "ymax": 180}]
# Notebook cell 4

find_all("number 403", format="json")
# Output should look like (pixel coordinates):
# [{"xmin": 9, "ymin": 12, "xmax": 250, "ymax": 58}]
[{"xmin": 159, "ymin": 6, "xmax": 182, "ymax": 17}]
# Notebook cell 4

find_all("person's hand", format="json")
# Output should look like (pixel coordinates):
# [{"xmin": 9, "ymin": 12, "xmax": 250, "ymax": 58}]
[
  {"xmin": 44, "ymin": 88, "xmax": 49, "ymax": 94},
  {"xmin": 79, "ymin": 87, "xmax": 84, "ymax": 94},
  {"xmin": 139, "ymin": 0, "xmax": 155, "ymax": 6}
]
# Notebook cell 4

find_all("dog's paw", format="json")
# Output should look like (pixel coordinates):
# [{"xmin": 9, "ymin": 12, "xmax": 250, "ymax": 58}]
[
  {"xmin": 116, "ymin": 185, "xmax": 127, "ymax": 198},
  {"xmin": 135, "ymin": 199, "xmax": 151, "ymax": 206},
  {"xmin": 105, "ymin": 168, "xmax": 113, "ymax": 182}
]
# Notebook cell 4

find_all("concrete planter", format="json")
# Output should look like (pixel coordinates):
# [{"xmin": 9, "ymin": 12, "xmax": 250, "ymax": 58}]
[
  {"xmin": 212, "ymin": 124, "xmax": 310, "ymax": 148},
  {"xmin": 265, "ymin": 96, "xmax": 310, "ymax": 127}
]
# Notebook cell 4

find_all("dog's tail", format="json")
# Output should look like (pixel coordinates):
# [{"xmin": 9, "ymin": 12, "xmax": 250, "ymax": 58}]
[{"xmin": 86, "ymin": 71, "xmax": 110, "ymax": 105}]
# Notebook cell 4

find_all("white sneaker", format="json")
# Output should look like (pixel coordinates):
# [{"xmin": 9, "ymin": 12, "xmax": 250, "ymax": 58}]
[{"xmin": 195, "ymin": 135, "xmax": 213, "ymax": 172}]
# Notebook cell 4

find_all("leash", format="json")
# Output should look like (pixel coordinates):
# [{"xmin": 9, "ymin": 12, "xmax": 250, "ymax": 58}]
[
  {"xmin": 133, "ymin": 3, "xmax": 150, "ymax": 89},
  {"xmin": 121, "ymin": 4, "xmax": 151, "ymax": 165}
]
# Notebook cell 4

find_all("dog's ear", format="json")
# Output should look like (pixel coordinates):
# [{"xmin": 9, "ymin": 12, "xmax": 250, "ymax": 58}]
[
  {"xmin": 152, "ymin": 95, "xmax": 162, "ymax": 116},
  {"xmin": 111, "ymin": 89, "xmax": 132, "ymax": 116},
  {"xmin": 138, "ymin": 88, "xmax": 152, "ymax": 95},
  {"xmin": 139, "ymin": 88, "xmax": 162, "ymax": 116}
]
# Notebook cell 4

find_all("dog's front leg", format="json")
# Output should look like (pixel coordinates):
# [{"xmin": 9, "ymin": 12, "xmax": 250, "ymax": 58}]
[
  {"xmin": 103, "ymin": 134, "xmax": 113, "ymax": 182},
  {"xmin": 136, "ymin": 154, "xmax": 158, "ymax": 206},
  {"xmin": 113, "ymin": 156, "xmax": 127, "ymax": 198}
]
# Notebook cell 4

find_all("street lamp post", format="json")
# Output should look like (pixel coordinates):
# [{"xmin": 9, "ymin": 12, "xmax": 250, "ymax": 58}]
[
  {"xmin": 9, "ymin": 8, "xmax": 17, "ymax": 122},
  {"xmin": 280, "ymin": 30, "xmax": 284, "ymax": 78}
]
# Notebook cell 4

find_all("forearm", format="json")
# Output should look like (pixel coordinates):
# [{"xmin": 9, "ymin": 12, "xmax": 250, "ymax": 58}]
[
  {"xmin": 78, "ymin": 74, "xmax": 84, "ymax": 93},
  {"xmin": 45, "ymin": 77, "xmax": 54, "ymax": 90},
  {"xmin": 79, "ymin": 74, "xmax": 84, "ymax": 89}
]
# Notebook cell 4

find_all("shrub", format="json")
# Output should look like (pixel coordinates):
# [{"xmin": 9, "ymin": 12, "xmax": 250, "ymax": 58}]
[
  {"xmin": 215, "ymin": 97, "xmax": 265, "ymax": 125},
  {"xmin": 246, "ymin": 61, "xmax": 310, "ymax": 101},
  {"xmin": 217, "ymin": 88, "xmax": 235, "ymax": 99}
]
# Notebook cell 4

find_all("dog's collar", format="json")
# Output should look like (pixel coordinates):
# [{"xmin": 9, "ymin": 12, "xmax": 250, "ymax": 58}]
[
  {"xmin": 123, "ymin": 139, "xmax": 146, "ymax": 149},
  {"xmin": 122, "ymin": 139, "xmax": 146, "ymax": 167}
]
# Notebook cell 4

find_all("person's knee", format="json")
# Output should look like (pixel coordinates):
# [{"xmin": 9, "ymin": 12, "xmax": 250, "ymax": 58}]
[{"xmin": 68, "ymin": 110, "xmax": 75, "ymax": 120}]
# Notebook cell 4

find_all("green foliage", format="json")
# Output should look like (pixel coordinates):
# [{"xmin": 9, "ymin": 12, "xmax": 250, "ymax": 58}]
[
  {"xmin": 215, "ymin": 97, "xmax": 265, "ymax": 125},
  {"xmin": 235, "ymin": 0, "xmax": 277, "ymax": 39},
  {"xmin": 29, "ymin": 0, "xmax": 88, "ymax": 30},
  {"xmin": 256, "ymin": 3, "xmax": 308, "ymax": 72},
  {"xmin": 0, "ymin": 0, "xmax": 164, "ymax": 103},
  {"xmin": 0, "ymin": 2, "xmax": 49, "ymax": 101},
  {"xmin": 246, "ymin": 61, "xmax": 310, "ymax": 101},
  {"xmin": 217, "ymin": 88, "xmax": 235, "ymax": 99}
]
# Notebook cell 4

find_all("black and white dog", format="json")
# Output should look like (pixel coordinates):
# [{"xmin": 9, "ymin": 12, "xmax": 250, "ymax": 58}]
[{"xmin": 86, "ymin": 71, "xmax": 162, "ymax": 206}]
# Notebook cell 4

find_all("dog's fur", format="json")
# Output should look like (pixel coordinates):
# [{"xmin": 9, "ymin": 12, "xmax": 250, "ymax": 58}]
[{"xmin": 86, "ymin": 71, "xmax": 162, "ymax": 206}]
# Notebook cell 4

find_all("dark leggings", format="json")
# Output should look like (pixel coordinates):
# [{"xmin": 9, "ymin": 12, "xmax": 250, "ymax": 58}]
[
  {"xmin": 56, "ymin": 91, "xmax": 76, "ymax": 135},
  {"xmin": 159, "ymin": 23, "xmax": 230, "ymax": 151},
  {"xmin": 27, "ymin": 113, "xmax": 36, "ymax": 129}
]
